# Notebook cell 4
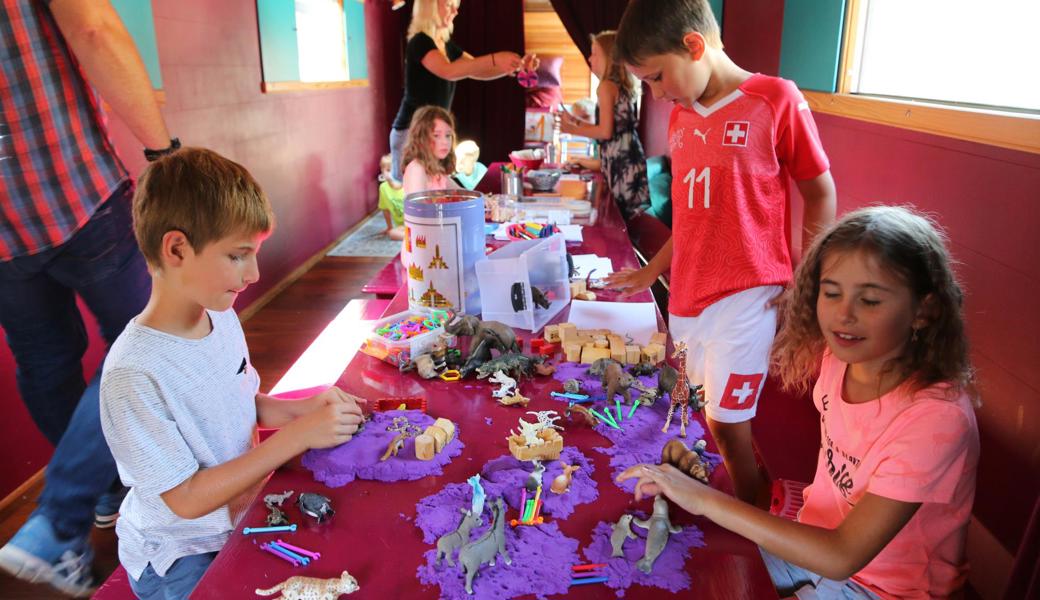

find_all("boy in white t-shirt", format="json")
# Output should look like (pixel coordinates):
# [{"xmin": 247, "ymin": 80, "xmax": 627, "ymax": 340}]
[{"xmin": 100, "ymin": 147, "xmax": 364, "ymax": 600}]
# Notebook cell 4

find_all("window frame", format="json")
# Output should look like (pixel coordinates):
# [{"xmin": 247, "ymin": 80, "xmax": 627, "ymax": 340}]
[{"xmin": 805, "ymin": 0, "xmax": 1040, "ymax": 155}]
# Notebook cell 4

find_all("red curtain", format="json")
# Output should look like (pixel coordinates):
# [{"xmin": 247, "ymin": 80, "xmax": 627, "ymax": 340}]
[
  {"xmin": 548, "ymin": 0, "xmax": 631, "ymax": 57},
  {"xmin": 1005, "ymin": 495, "xmax": 1040, "ymax": 599},
  {"xmin": 449, "ymin": 0, "xmax": 526, "ymax": 162}
]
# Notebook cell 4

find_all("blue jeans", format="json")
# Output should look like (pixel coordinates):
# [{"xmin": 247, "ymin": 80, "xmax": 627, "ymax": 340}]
[
  {"xmin": 0, "ymin": 182, "xmax": 150, "ymax": 539},
  {"xmin": 760, "ymin": 548, "xmax": 881, "ymax": 600},
  {"xmin": 129, "ymin": 552, "xmax": 217, "ymax": 600},
  {"xmin": 389, "ymin": 127, "xmax": 409, "ymax": 182}
]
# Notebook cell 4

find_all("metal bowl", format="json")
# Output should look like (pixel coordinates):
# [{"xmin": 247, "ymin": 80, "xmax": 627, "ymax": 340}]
[{"xmin": 526, "ymin": 168, "xmax": 562, "ymax": 192}]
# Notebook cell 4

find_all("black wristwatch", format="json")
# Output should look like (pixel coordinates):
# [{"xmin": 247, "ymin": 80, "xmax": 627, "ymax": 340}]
[{"xmin": 144, "ymin": 137, "xmax": 181, "ymax": 162}]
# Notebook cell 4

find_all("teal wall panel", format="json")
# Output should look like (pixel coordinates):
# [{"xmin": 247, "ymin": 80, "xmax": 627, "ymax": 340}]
[
  {"xmin": 257, "ymin": 0, "xmax": 301, "ymax": 83},
  {"xmin": 779, "ymin": 0, "xmax": 845, "ymax": 92},
  {"xmin": 110, "ymin": 0, "xmax": 163, "ymax": 89},
  {"xmin": 709, "ymin": 0, "xmax": 724, "ymax": 28},
  {"xmin": 344, "ymin": 0, "xmax": 368, "ymax": 80}
]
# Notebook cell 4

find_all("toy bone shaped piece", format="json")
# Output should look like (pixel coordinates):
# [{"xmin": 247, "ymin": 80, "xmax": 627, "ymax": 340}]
[
  {"xmin": 297, "ymin": 492, "xmax": 335, "ymax": 524},
  {"xmin": 458, "ymin": 498, "xmax": 511, "ymax": 595},
  {"xmin": 549, "ymin": 464, "xmax": 579, "ymax": 494},
  {"xmin": 380, "ymin": 431, "xmax": 409, "ymax": 461},
  {"xmin": 630, "ymin": 495, "xmax": 682, "ymax": 573},
  {"xmin": 609, "ymin": 514, "xmax": 637, "ymax": 557},
  {"xmin": 660, "ymin": 438, "xmax": 712, "ymax": 483},
  {"xmin": 435, "ymin": 507, "xmax": 482, "ymax": 568},
  {"xmin": 489, "ymin": 370, "xmax": 517, "ymax": 398},
  {"xmin": 254, "ymin": 570, "xmax": 359, "ymax": 599}
]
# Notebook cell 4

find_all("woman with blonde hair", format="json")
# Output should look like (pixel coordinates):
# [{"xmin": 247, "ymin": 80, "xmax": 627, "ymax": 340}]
[{"xmin": 389, "ymin": 0, "xmax": 537, "ymax": 181}]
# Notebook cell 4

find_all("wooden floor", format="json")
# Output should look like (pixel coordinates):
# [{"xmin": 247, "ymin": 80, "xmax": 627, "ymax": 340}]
[{"xmin": 0, "ymin": 255, "xmax": 391, "ymax": 599}]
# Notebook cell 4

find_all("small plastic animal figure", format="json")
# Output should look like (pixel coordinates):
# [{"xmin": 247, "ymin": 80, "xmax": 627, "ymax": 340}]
[
  {"xmin": 662, "ymin": 342, "xmax": 692, "ymax": 437},
  {"xmin": 511, "ymin": 418, "xmax": 544, "ymax": 447},
  {"xmin": 297, "ymin": 493, "xmax": 335, "ymax": 524},
  {"xmin": 631, "ymin": 495, "xmax": 682, "ymax": 573},
  {"xmin": 266, "ymin": 505, "xmax": 289, "ymax": 527},
  {"xmin": 589, "ymin": 358, "xmax": 636, "ymax": 404},
  {"xmin": 563, "ymin": 379, "xmax": 582, "ymax": 394},
  {"xmin": 467, "ymin": 474, "xmax": 486, "ymax": 517},
  {"xmin": 474, "ymin": 352, "xmax": 545, "ymax": 381},
  {"xmin": 532, "ymin": 361, "xmax": 556, "ymax": 376},
  {"xmin": 629, "ymin": 360, "xmax": 658, "ymax": 377},
  {"xmin": 489, "ymin": 370, "xmax": 517, "ymax": 399},
  {"xmin": 661, "ymin": 438, "xmax": 712, "ymax": 483},
  {"xmin": 435, "ymin": 508, "xmax": 482, "ymax": 568},
  {"xmin": 458, "ymin": 498, "xmax": 511, "ymax": 595},
  {"xmin": 526, "ymin": 410, "xmax": 563, "ymax": 432},
  {"xmin": 496, "ymin": 391, "xmax": 530, "ymax": 407},
  {"xmin": 550, "ymin": 464, "xmax": 579, "ymax": 494},
  {"xmin": 530, "ymin": 285, "xmax": 551, "ymax": 309},
  {"xmin": 380, "ymin": 431, "xmax": 408, "ymax": 461},
  {"xmin": 264, "ymin": 490, "xmax": 294, "ymax": 507},
  {"xmin": 525, "ymin": 460, "xmax": 546, "ymax": 492},
  {"xmin": 414, "ymin": 353, "xmax": 439, "ymax": 379},
  {"xmin": 254, "ymin": 571, "xmax": 359, "ymax": 599},
  {"xmin": 445, "ymin": 315, "xmax": 520, "ymax": 375},
  {"xmin": 564, "ymin": 403, "xmax": 597, "ymax": 426},
  {"xmin": 610, "ymin": 514, "xmax": 637, "ymax": 557}
]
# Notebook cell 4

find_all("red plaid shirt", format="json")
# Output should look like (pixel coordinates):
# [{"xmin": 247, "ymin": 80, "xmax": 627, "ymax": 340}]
[{"xmin": 0, "ymin": 0, "xmax": 128, "ymax": 261}]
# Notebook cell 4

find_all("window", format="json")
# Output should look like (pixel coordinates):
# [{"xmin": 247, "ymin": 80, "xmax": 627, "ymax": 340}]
[
  {"xmin": 257, "ymin": 0, "xmax": 368, "ymax": 92},
  {"xmin": 847, "ymin": 0, "xmax": 1040, "ymax": 113}
]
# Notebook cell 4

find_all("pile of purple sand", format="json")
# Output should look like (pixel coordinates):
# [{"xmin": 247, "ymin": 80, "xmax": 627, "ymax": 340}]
[
  {"xmin": 302, "ymin": 409, "xmax": 464, "ymax": 487},
  {"xmin": 581, "ymin": 516, "xmax": 706, "ymax": 597},
  {"xmin": 414, "ymin": 447, "xmax": 598, "ymax": 599},
  {"xmin": 550, "ymin": 362, "xmax": 723, "ymax": 493}
]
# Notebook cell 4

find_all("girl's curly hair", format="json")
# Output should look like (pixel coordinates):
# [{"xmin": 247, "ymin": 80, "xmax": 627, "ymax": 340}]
[
  {"xmin": 402, "ymin": 106, "xmax": 456, "ymax": 179},
  {"xmin": 771, "ymin": 205, "xmax": 974, "ymax": 398}
]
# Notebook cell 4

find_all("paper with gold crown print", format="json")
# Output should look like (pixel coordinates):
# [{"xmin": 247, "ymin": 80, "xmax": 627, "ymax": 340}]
[{"xmin": 403, "ymin": 213, "xmax": 465, "ymax": 313}]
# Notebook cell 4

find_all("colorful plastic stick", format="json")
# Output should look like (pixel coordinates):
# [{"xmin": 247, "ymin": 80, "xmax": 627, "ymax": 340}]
[
  {"xmin": 265, "ymin": 542, "xmax": 310, "ymax": 565},
  {"xmin": 520, "ymin": 487, "xmax": 528, "ymax": 512},
  {"xmin": 571, "ymin": 576, "xmax": 609, "ymax": 586},
  {"xmin": 627, "ymin": 399, "xmax": 641, "ymax": 419},
  {"xmin": 551, "ymin": 391, "xmax": 591, "ymax": 402},
  {"xmin": 572, "ymin": 563, "xmax": 606, "ymax": 572},
  {"xmin": 600, "ymin": 407, "xmax": 620, "ymax": 429},
  {"xmin": 615, "ymin": 399, "xmax": 623, "ymax": 422},
  {"xmin": 260, "ymin": 543, "xmax": 300, "ymax": 566},
  {"xmin": 243, "ymin": 524, "xmax": 297, "ymax": 534},
  {"xmin": 274, "ymin": 540, "xmax": 321, "ymax": 560},
  {"xmin": 588, "ymin": 407, "xmax": 621, "ymax": 430}
]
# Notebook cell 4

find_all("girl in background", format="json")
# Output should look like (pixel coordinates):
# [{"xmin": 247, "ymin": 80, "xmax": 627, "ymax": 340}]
[
  {"xmin": 402, "ymin": 106, "xmax": 458, "ymax": 196},
  {"xmin": 620, "ymin": 206, "xmax": 979, "ymax": 599},
  {"xmin": 560, "ymin": 31, "xmax": 649, "ymax": 218}
]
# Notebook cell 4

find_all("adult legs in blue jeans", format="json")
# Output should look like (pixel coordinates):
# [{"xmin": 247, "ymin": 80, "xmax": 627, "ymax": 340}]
[
  {"xmin": 0, "ymin": 182, "xmax": 149, "ymax": 540},
  {"xmin": 129, "ymin": 552, "xmax": 217, "ymax": 600}
]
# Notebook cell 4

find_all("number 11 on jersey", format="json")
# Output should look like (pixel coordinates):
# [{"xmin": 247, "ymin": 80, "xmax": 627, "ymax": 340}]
[{"xmin": 682, "ymin": 167, "xmax": 711, "ymax": 209}]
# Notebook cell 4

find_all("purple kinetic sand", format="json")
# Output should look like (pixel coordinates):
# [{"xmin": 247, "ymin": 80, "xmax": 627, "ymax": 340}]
[
  {"xmin": 302, "ymin": 410, "xmax": 463, "ymax": 487},
  {"xmin": 485, "ymin": 417, "xmax": 493, "ymax": 426},
  {"xmin": 551, "ymin": 361, "xmax": 659, "ymax": 403},
  {"xmin": 581, "ymin": 515, "xmax": 705, "ymax": 597}
]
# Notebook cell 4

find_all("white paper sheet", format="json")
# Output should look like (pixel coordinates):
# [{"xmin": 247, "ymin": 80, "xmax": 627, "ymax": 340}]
[
  {"xmin": 570, "ymin": 254, "xmax": 613, "ymax": 279},
  {"xmin": 566, "ymin": 300, "xmax": 659, "ymax": 346}
]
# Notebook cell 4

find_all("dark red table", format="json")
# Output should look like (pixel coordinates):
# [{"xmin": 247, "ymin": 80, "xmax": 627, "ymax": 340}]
[{"xmin": 193, "ymin": 177, "xmax": 779, "ymax": 599}]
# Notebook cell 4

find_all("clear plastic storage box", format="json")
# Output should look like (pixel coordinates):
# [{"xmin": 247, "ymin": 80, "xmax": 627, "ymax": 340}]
[
  {"xmin": 475, "ymin": 233, "xmax": 570, "ymax": 331},
  {"xmin": 360, "ymin": 310, "xmax": 449, "ymax": 366}
]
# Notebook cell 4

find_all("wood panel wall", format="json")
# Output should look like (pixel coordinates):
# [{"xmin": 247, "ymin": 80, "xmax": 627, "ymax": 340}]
[{"xmin": 523, "ymin": 3, "xmax": 591, "ymax": 103}]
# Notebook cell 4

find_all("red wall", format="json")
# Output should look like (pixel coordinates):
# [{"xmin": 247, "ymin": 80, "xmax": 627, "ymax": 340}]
[{"xmin": 0, "ymin": 2, "xmax": 403, "ymax": 499}]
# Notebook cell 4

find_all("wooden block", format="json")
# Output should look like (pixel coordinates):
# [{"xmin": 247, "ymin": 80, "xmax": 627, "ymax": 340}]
[
  {"xmin": 574, "ymin": 291, "xmax": 597, "ymax": 301},
  {"xmin": 543, "ymin": 324, "xmax": 560, "ymax": 343},
  {"xmin": 593, "ymin": 336, "xmax": 609, "ymax": 349},
  {"xmin": 433, "ymin": 418, "xmax": 455, "ymax": 443},
  {"xmin": 558, "ymin": 323, "xmax": 578, "ymax": 345},
  {"xmin": 608, "ymin": 335, "xmax": 625, "ymax": 362},
  {"xmin": 425, "ymin": 425, "xmax": 448, "ymax": 452},
  {"xmin": 415, "ymin": 434, "xmax": 436, "ymax": 461},
  {"xmin": 581, "ymin": 345, "xmax": 611, "ymax": 364},
  {"xmin": 642, "ymin": 343, "xmax": 665, "ymax": 365},
  {"xmin": 650, "ymin": 331, "xmax": 668, "ymax": 346},
  {"xmin": 564, "ymin": 342, "xmax": 582, "ymax": 362},
  {"xmin": 625, "ymin": 345, "xmax": 642, "ymax": 365}
]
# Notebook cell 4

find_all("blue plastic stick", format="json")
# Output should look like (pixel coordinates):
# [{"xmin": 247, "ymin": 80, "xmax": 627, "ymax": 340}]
[
  {"xmin": 570, "ymin": 576, "xmax": 609, "ymax": 586},
  {"xmin": 265, "ymin": 542, "xmax": 310, "ymax": 565},
  {"xmin": 551, "ymin": 391, "xmax": 590, "ymax": 402},
  {"xmin": 243, "ymin": 524, "xmax": 297, "ymax": 534}
]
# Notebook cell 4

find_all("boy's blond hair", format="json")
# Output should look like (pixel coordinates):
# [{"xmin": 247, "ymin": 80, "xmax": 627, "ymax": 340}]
[
  {"xmin": 615, "ymin": 0, "xmax": 723, "ymax": 66},
  {"xmin": 402, "ymin": 106, "xmax": 456, "ymax": 178},
  {"xmin": 133, "ymin": 147, "xmax": 273, "ymax": 266}
]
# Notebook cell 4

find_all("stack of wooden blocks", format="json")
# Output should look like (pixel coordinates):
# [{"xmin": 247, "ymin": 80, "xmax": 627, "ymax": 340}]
[
  {"xmin": 543, "ymin": 324, "xmax": 667, "ymax": 365},
  {"xmin": 415, "ymin": 417, "xmax": 456, "ymax": 461}
]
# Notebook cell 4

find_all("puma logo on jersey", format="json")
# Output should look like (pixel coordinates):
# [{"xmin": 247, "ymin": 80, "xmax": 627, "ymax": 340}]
[{"xmin": 692, "ymin": 128, "xmax": 710, "ymax": 144}]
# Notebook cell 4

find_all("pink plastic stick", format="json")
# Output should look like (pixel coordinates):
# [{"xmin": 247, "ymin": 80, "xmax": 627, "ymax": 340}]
[
  {"xmin": 275, "ymin": 539, "xmax": 321, "ymax": 559},
  {"xmin": 260, "ymin": 543, "xmax": 300, "ymax": 566}
]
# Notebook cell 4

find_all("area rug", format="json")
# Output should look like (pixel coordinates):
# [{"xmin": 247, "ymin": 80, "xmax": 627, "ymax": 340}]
[{"xmin": 327, "ymin": 213, "xmax": 403, "ymax": 257}]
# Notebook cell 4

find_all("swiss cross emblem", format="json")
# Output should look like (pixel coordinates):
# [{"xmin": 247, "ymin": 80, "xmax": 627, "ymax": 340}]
[
  {"xmin": 723, "ymin": 121, "xmax": 750, "ymax": 147},
  {"xmin": 719, "ymin": 373, "xmax": 764, "ymax": 410}
]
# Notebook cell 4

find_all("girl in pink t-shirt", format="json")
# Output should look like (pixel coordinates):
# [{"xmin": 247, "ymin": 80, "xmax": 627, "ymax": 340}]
[
  {"xmin": 402, "ymin": 105, "xmax": 460, "ymax": 196},
  {"xmin": 619, "ymin": 206, "xmax": 979, "ymax": 599}
]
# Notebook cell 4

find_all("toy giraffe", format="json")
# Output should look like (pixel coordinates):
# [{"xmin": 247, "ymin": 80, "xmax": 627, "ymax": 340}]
[{"xmin": 662, "ymin": 342, "xmax": 691, "ymax": 437}]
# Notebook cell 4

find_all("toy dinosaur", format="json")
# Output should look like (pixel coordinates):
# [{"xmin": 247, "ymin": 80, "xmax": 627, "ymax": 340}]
[
  {"xmin": 474, "ymin": 352, "xmax": 545, "ymax": 381},
  {"xmin": 631, "ymin": 495, "xmax": 681, "ymax": 573},
  {"xmin": 380, "ymin": 431, "xmax": 409, "ymax": 461},
  {"xmin": 254, "ymin": 570, "xmax": 359, "ymax": 599},
  {"xmin": 458, "ymin": 498, "xmax": 511, "ymax": 595},
  {"xmin": 435, "ymin": 507, "xmax": 482, "ymax": 568},
  {"xmin": 661, "ymin": 438, "xmax": 712, "ymax": 483},
  {"xmin": 610, "ymin": 514, "xmax": 637, "ymax": 557},
  {"xmin": 550, "ymin": 464, "xmax": 579, "ymax": 494}
]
